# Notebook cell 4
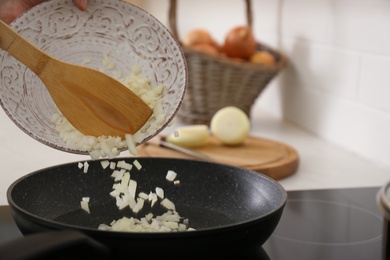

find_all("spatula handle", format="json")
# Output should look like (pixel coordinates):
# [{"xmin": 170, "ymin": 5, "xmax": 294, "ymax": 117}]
[{"xmin": 0, "ymin": 19, "xmax": 51, "ymax": 75}]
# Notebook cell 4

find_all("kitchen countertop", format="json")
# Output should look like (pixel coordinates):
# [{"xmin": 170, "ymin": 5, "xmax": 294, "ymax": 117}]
[{"xmin": 0, "ymin": 107, "xmax": 389, "ymax": 205}]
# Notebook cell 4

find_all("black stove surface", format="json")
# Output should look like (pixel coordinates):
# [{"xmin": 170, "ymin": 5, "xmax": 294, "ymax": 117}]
[
  {"xmin": 0, "ymin": 187, "xmax": 385, "ymax": 259},
  {"xmin": 263, "ymin": 186, "xmax": 384, "ymax": 260}
]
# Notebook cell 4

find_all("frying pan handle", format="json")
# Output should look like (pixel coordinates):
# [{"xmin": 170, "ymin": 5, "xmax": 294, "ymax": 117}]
[{"xmin": 0, "ymin": 230, "xmax": 109, "ymax": 259}]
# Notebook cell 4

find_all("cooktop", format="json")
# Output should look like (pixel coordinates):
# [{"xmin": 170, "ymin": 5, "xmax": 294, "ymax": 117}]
[
  {"xmin": 263, "ymin": 186, "xmax": 384, "ymax": 260},
  {"xmin": 0, "ymin": 186, "xmax": 385, "ymax": 259}
]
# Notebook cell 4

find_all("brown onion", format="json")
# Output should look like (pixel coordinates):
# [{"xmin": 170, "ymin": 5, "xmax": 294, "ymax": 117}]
[
  {"xmin": 250, "ymin": 51, "xmax": 276, "ymax": 65},
  {"xmin": 191, "ymin": 43, "xmax": 220, "ymax": 55},
  {"xmin": 183, "ymin": 29, "xmax": 220, "ymax": 50},
  {"xmin": 223, "ymin": 26, "xmax": 256, "ymax": 60}
]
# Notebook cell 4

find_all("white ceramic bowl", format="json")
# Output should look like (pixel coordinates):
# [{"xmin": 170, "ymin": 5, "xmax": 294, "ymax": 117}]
[{"xmin": 0, "ymin": 0, "xmax": 187, "ymax": 154}]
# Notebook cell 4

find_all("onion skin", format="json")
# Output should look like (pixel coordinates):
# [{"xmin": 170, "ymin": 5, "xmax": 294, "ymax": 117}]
[
  {"xmin": 183, "ymin": 29, "xmax": 220, "ymax": 50},
  {"xmin": 250, "ymin": 51, "xmax": 276, "ymax": 65},
  {"xmin": 191, "ymin": 43, "xmax": 220, "ymax": 55},
  {"xmin": 223, "ymin": 26, "xmax": 256, "ymax": 60}
]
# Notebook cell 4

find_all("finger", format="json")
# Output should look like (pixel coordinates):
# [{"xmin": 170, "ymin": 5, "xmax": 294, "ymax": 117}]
[{"xmin": 73, "ymin": 0, "xmax": 88, "ymax": 11}]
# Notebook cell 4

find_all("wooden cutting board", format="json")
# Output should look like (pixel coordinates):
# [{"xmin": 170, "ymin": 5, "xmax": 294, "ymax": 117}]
[{"xmin": 138, "ymin": 136, "xmax": 299, "ymax": 180}]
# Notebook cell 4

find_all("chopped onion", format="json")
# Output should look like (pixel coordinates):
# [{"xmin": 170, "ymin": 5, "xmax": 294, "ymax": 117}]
[
  {"xmin": 132, "ymin": 198, "xmax": 145, "ymax": 214},
  {"xmin": 148, "ymin": 192, "xmax": 158, "ymax": 208},
  {"xmin": 120, "ymin": 172, "xmax": 131, "ymax": 192},
  {"xmin": 83, "ymin": 161, "xmax": 89, "ymax": 173},
  {"xmin": 110, "ymin": 162, "xmax": 116, "ymax": 169},
  {"xmin": 161, "ymin": 198, "xmax": 176, "ymax": 211},
  {"xmin": 52, "ymin": 62, "xmax": 166, "ymax": 160},
  {"xmin": 110, "ymin": 190, "xmax": 120, "ymax": 198},
  {"xmin": 128, "ymin": 196, "xmax": 137, "ymax": 210},
  {"xmin": 161, "ymin": 220, "xmax": 179, "ymax": 230},
  {"xmin": 125, "ymin": 134, "xmax": 138, "ymax": 157},
  {"xmin": 133, "ymin": 159, "xmax": 142, "ymax": 170},
  {"xmin": 166, "ymin": 170, "xmax": 177, "ymax": 182},
  {"xmin": 80, "ymin": 197, "xmax": 90, "ymax": 213},
  {"xmin": 102, "ymin": 51, "xmax": 116, "ymax": 70},
  {"xmin": 111, "ymin": 169, "xmax": 126, "ymax": 182},
  {"xmin": 100, "ymin": 160, "xmax": 110, "ymax": 169},
  {"xmin": 116, "ymin": 196, "xmax": 128, "ymax": 210},
  {"xmin": 155, "ymin": 187, "xmax": 164, "ymax": 199},
  {"xmin": 117, "ymin": 160, "xmax": 133, "ymax": 171},
  {"xmin": 138, "ymin": 192, "xmax": 149, "ymax": 200},
  {"xmin": 89, "ymin": 150, "xmax": 101, "ymax": 160},
  {"xmin": 145, "ymin": 213, "xmax": 153, "ymax": 222},
  {"xmin": 128, "ymin": 179, "xmax": 137, "ymax": 199},
  {"xmin": 95, "ymin": 158, "xmax": 194, "ymax": 232}
]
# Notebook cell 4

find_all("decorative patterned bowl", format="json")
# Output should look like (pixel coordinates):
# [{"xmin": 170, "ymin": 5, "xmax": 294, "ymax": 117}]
[{"xmin": 0, "ymin": 0, "xmax": 187, "ymax": 154}]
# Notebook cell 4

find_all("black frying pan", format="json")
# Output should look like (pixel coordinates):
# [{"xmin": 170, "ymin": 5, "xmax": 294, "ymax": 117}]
[{"xmin": 5, "ymin": 158, "xmax": 286, "ymax": 259}]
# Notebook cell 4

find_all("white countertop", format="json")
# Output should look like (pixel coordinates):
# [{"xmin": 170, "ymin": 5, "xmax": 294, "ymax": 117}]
[{"xmin": 1, "ymin": 107, "xmax": 389, "ymax": 205}]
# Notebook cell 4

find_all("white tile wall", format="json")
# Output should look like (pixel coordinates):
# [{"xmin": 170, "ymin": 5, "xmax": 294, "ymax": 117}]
[{"xmin": 136, "ymin": 0, "xmax": 390, "ymax": 168}]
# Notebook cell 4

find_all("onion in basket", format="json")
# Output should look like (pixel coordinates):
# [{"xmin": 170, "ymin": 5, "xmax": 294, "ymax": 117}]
[
  {"xmin": 183, "ymin": 28, "xmax": 220, "ymax": 50},
  {"xmin": 223, "ymin": 26, "xmax": 256, "ymax": 60},
  {"xmin": 250, "ymin": 51, "xmax": 276, "ymax": 65}
]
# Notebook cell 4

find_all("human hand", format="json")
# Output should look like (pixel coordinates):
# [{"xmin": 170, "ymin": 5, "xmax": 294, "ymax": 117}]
[{"xmin": 0, "ymin": 0, "xmax": 88, "ymax": 24}]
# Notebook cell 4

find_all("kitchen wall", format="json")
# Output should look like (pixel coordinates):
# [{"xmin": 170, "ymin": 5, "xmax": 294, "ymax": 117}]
[{"xmin": 132, "ymin": 0, "xmax": 390, "ymax": 169}]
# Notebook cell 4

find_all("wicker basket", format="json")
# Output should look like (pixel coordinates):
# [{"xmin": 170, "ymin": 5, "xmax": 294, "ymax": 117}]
[{"xmin": 168, "ymin": 0, "xmax": 288, "ymax": 124}]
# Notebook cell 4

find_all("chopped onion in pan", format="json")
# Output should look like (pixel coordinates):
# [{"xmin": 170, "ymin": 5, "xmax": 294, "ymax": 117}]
[
  {"xmin": 132, "ymin": 198, "xmax": 145, "ymax": 214},
  {"xmin": 128, "ymin": 179, "xmax": 137, "ymax": 199},
  {"xmin": 110, "ymin": 162, "xmax": 116, "ymax": 170},
  {"xmin": 155, "ymin": 187, "xmax": 164, "ymax": 199},
  {"xmin": 117, "ymin": 160, "xmax": 133, "ymax": 171},
  {"xmin": 100, "ymin": 160, "xmax": 110, "ymax": 169},
  {"xmin": 80, "ymin": 197, "xmax": 90, "ymax": 214},
  {"xmin": 83, "ymin": 161, "xmax": 89, "ymax": 173},
  {"xmin": 133, "ymin": 159, "xmax": 142, "ymax": 170},
  {"xmin": 79, "ymin": 158, "xmax": 194, "ymax": 232},
  {"xmin": 166, "ymin": 170, "xmax": 177, "ymax": 182},
  {"xmin": 138, "ymin": 192, "xmax": 149, "ymax": 200},
  {"xmin": 161, "ymin": 198, "xmax": 176, "ymax": 211}
]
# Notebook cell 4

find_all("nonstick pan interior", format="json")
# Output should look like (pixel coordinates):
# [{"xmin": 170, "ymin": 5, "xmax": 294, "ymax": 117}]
[{"xmin": 7, "ymin": 158, "xmax": 286, "ymax": 258}]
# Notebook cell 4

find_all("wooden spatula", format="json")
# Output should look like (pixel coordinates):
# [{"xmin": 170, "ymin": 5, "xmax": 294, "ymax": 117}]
[{"xmin": 0, "ymin": 19, "xmax": 153, "ymax": 138}]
